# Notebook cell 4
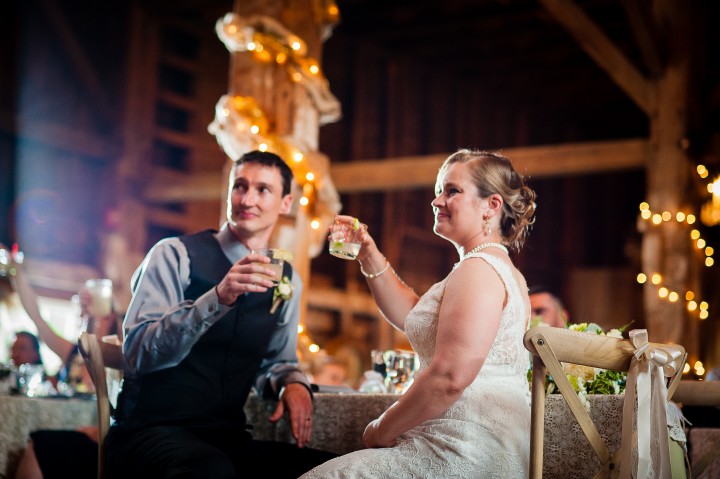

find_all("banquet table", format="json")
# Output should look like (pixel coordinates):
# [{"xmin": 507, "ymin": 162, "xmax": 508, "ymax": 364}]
[
  {"xmin": 0, "ymin": 394, "xmax": 97, "ymax": 478},
  {"xmin": 0, "ymin": 391, "xmax": 685, "ymax": 478},
  {"xmin": 244, "ymin": 392, "xmax": 644, "ymax": 478}
]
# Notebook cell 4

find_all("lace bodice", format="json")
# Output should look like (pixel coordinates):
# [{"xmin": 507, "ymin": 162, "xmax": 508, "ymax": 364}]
[{"xmin": 405, "ymin": 251, "xmax": 530, "ymax": 377}]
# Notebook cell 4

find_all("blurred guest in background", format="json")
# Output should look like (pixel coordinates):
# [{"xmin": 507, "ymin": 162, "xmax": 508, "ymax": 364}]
[
  {"xmin": 7, "ymin": 251, "xmax": 121, "ymax": 479},
  {"xmin": 10, "ymin": 331, "xmax": 42, "ymax": 368},
  {"xmin": 308, "ymin": 353, "xmax": 349, "ymax": 387},
  {"xmin": 9, "ymin": 255, "xmax": 120, "ymax": 390},
  {"xmin": 529, "ymin": 284, "xmax": 568, "ymax": 328}
]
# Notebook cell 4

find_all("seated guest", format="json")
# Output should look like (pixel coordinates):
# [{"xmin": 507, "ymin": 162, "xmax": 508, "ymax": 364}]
[
  {"xmin": 309, "ymin": 353, "xmax": 350, "ymax": 387},
  {"xmin": 10, "ymin": 257, "xmax": 120, "ymax": 391},
  {"xmin": 8, "ymin": 252, "xmax": 120, "ymax": 479},
  {"xmin": 11, "ymin": 331, "xmax": 43, "ymax": 367},
  {"xmin": 529, "ymin": 284, "xmax": 569, "ymax": 328}
]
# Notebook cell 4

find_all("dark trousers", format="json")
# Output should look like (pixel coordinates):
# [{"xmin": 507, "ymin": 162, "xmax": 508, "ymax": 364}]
[
  {"xmin": 105, "ymin": 423, "xmax": 336, "ymax": 479},
  {"xmin": 30, "ymin": 430, "xmax": 98, "ymax": 479}
]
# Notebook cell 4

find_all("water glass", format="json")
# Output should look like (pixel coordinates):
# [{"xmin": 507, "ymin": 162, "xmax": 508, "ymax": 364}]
[
  {"xmin": 328, "ymin": 217, "xmax": 364, "ymax": 260},
  {"xmin": 85, "ymin": 279, "xmax": 113, "ymax": 317},
  {"xmin": 251, "ymin": 248, "xmax": 285, "ymax": 284}
]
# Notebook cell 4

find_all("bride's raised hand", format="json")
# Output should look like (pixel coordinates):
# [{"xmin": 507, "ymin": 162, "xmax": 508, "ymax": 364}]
[{"xmin": 327, "ymin": 215, "xmax": 377, "ymax": 263}]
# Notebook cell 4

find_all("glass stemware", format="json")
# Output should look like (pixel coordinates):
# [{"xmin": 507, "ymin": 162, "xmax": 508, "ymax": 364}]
[{"xmin": 384, "ymin": 350, "xmax": 418, "ymax": 394}]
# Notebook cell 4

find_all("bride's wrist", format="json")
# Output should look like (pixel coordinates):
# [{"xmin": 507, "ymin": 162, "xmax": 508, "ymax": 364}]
[{"xmin": 358, "ymin": 252, "xmax": 390, "ymax": 280}]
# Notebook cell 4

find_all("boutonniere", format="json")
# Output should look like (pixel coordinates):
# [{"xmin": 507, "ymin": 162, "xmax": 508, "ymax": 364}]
[{"xmin": 270, "ymin": 275, "xmax": 293, "ymax": 314}]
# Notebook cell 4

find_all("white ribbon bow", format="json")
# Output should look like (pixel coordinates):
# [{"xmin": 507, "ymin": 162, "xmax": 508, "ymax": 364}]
[{"xmin": 619, "ymin": 329, "xmax": 684, "ymax": 478}]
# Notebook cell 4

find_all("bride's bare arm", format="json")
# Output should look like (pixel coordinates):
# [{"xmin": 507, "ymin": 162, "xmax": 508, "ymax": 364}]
[
  {"xmin": 332, "ymin": 215, "xmax": 419, "ymax": 331},
  {"xmin": 363, "ymin": 259, "xmax": 504, "ymax": 447}
]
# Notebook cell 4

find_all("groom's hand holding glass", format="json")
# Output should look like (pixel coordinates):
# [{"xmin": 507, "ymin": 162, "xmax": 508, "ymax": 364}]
[{"xmin": 215, "ymin": 251, "xmax": 280, "ymax": 306}]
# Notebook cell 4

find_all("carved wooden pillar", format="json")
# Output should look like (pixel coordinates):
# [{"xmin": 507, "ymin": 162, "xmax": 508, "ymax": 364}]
[{"xmin": 217, "ymin": 0, "xmax": 341, "ymax": 325}]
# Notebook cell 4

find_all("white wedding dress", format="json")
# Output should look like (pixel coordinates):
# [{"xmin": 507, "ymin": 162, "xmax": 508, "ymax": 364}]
[{"xmin": 300, "ymin": 252, "xmax": 531, "ymax": 478}]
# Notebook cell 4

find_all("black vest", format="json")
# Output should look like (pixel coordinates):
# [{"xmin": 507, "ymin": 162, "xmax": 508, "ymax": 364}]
[{"xmin": 115, "ymin": 230, "xmax": 292, "ymax": 429}]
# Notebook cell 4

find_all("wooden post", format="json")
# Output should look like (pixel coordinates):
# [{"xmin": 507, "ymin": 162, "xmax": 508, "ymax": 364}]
[
  {"xmin": 227, "ymin": 0, "xmax": 340, "ymax": 326},
  {"xmin": 642, "ymin": 0, "xmax": 698, "ymax": 353}
]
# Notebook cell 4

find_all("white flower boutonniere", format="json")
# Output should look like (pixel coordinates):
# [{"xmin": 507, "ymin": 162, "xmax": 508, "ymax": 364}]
[{"xmin": 270, "ymin": 275, "xmax": 293, "ymax": 314}]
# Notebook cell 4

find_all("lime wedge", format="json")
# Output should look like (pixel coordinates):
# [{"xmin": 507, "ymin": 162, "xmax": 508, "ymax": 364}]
[{"xmin": 273, "ymin": 249, "xmax": 294, "ymax": 262}]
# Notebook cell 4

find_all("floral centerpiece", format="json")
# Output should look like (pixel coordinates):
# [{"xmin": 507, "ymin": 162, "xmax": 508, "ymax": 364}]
[{"xmin": 529, "ymin": 322, "xmax": 629, "ymax": 410}]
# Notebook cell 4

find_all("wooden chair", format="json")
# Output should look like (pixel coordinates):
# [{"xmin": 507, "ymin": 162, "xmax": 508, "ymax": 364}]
[
  {"xmin": 673, "ymin": 380, "xmax": 720, "ymax": 478},
  {"xmin": 78, "ymin": 332, "xmax": 126, "ymax": 479},
  {"xmin": 524, "ymin": 326, "xmax": 685, "ymax": 479}
]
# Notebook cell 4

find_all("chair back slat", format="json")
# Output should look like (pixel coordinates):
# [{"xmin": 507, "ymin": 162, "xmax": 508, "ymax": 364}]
[
  {"xmin": 523, "ymin": 326, "xmax": 685, "ymax": 479},
  {"xmin": 78, "ymin": 332, "xmax": 125, "ymax": 479},
  {"xmin": 524, "ymin": 327, "xmax": 634, "ymax": 371}
]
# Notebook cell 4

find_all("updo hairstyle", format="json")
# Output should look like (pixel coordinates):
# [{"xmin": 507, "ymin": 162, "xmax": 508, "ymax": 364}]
[{"xmin": 439, "ymin": 149, "xmax": 537, "ymax": 251}]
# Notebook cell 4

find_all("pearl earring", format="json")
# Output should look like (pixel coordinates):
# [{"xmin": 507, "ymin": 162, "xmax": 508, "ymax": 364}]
[{"xmin": 483, "ymin": 217, "xmax": 491, "ymax": 235}]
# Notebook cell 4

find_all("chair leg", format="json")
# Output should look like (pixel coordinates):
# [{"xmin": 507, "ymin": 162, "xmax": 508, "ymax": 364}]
[{"xmin": 530, "ymin": 356, "xmax": 546, "ymax": 479}]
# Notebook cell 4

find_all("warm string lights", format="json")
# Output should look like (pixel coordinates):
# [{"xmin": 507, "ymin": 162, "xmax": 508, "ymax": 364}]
[
  {"xmin": 208, "ymin": 94, "xmax": 340, "ymax": 246},
  {"xmin": 637, "ymin": 199, "xmax": 714, "ymax": 320},
  {"xmin": 215, "ymin": 12, "xmax": 341, "ymax": 124},
  {"xmin": 683, "ymin": 359, "xmax": 706, "ymax": 378},
  {"xmin": 211, "ymin": 5, "xmax": 342, "ymax": 360},
  {"xmin": 208, "ymin": 95, "xmax": 340, "ymax": 364},
  {"xmin": 697, "ymin": 164, "xmax": 720, "ymax": 227}
]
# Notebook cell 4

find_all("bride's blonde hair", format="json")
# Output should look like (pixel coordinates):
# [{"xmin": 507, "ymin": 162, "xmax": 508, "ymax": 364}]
[{"xmin": 438, "ymin": 149, "xmax": 537, "ymax": 251}]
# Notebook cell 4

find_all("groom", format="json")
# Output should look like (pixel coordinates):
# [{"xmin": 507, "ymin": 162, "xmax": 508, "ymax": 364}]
[{"xmin": 105, "ymin": 150, "xmax": 335, "ymax": 478}]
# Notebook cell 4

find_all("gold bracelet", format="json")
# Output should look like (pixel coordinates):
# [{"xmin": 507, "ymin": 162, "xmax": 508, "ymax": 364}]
[{"xmin": 359, "ymin": 258, "xmax": 390, "ymax": 279}]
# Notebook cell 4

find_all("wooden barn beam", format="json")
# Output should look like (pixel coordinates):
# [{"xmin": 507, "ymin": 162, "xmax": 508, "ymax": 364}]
[
  {"xmin": 0, "ymin": 113, "xmax": 119, "ymax": 158},
  {"xmin": 143, "ymin": 138, "xmax": 648, "ymax": 201},
  {"xmin": 621, "ymin": 0, "xmax": 664, "ymax": 77},
  {"xmin": 540, "ymin": 0, "xmax": 654, "ymax": 114},
  {"xmin": 41, "ymin": 0, "xmax": 116, "ymax": 126},
  {"xmin": 329, "ymin": 138, "xmax": 647, "ymax": 193}
]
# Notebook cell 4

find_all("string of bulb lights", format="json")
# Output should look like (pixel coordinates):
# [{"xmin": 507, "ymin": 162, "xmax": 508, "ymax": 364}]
[
  {"xmin": 636, "ymin": 162, "xmax": 720, "ymax": 322},
  {"xmin": 209, "ymin": 4, "xmax": 342, "ymax": 360}
]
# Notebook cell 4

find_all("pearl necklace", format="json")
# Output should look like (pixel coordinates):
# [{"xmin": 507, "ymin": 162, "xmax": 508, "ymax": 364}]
[{"xmin": 464, "ymin": 242, "xmax": 508, "ymax": 259}]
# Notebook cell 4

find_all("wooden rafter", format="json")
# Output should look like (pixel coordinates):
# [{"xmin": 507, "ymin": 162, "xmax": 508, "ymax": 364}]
[
  {"xmin": 621, "ymin": 0, "xmax": 664, "ymax": 78},
  {"xmin": 41, "ymin": 0, "xmax": 115, "ymax": 126},
  {"xmin": 142, "ymin": 138, "xmax": 648, "ymax": 201},
  {"xmin": 539, "ymin": 0, "xmax": 654, "ymax": 115}
]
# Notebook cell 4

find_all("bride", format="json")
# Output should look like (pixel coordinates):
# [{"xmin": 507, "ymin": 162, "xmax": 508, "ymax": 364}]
[{"xmin": 301, "ymin": 149, "xmax": 537, "ymax": 478}]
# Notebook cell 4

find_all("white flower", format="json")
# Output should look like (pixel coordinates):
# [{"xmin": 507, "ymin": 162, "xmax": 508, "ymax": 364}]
[
  {"xmin": 277, "ymin": 281, "xmax": 292, "ymax": 298},
  {"xmin": 270, "ymin": 276, "xmax": 293, "ymax": 313},
  {"xmin": 606, "ymin": 328, "xmax": 623, "ymax": 339}
]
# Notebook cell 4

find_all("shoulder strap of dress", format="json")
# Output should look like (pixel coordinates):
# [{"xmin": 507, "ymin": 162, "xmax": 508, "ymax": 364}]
[{"xmin": 462, "ymin": 252, "xmax": 517, "ymax": 300}]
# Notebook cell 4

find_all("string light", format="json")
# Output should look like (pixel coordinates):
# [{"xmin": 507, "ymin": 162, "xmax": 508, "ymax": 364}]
[
  {"xmin": 636, "ymin": 201, "xmax": 715, "ymax": 320},
  {"xmin": 637, "ymin": 272, "xmax": 709, "ymax": 320},
  {"xmin": 210, "ymin": 4, "xmax": 343, "ymax": 361},
  {"xmin": 215, "ymin": 12, "xmax": 341, "ymax": 124}
]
